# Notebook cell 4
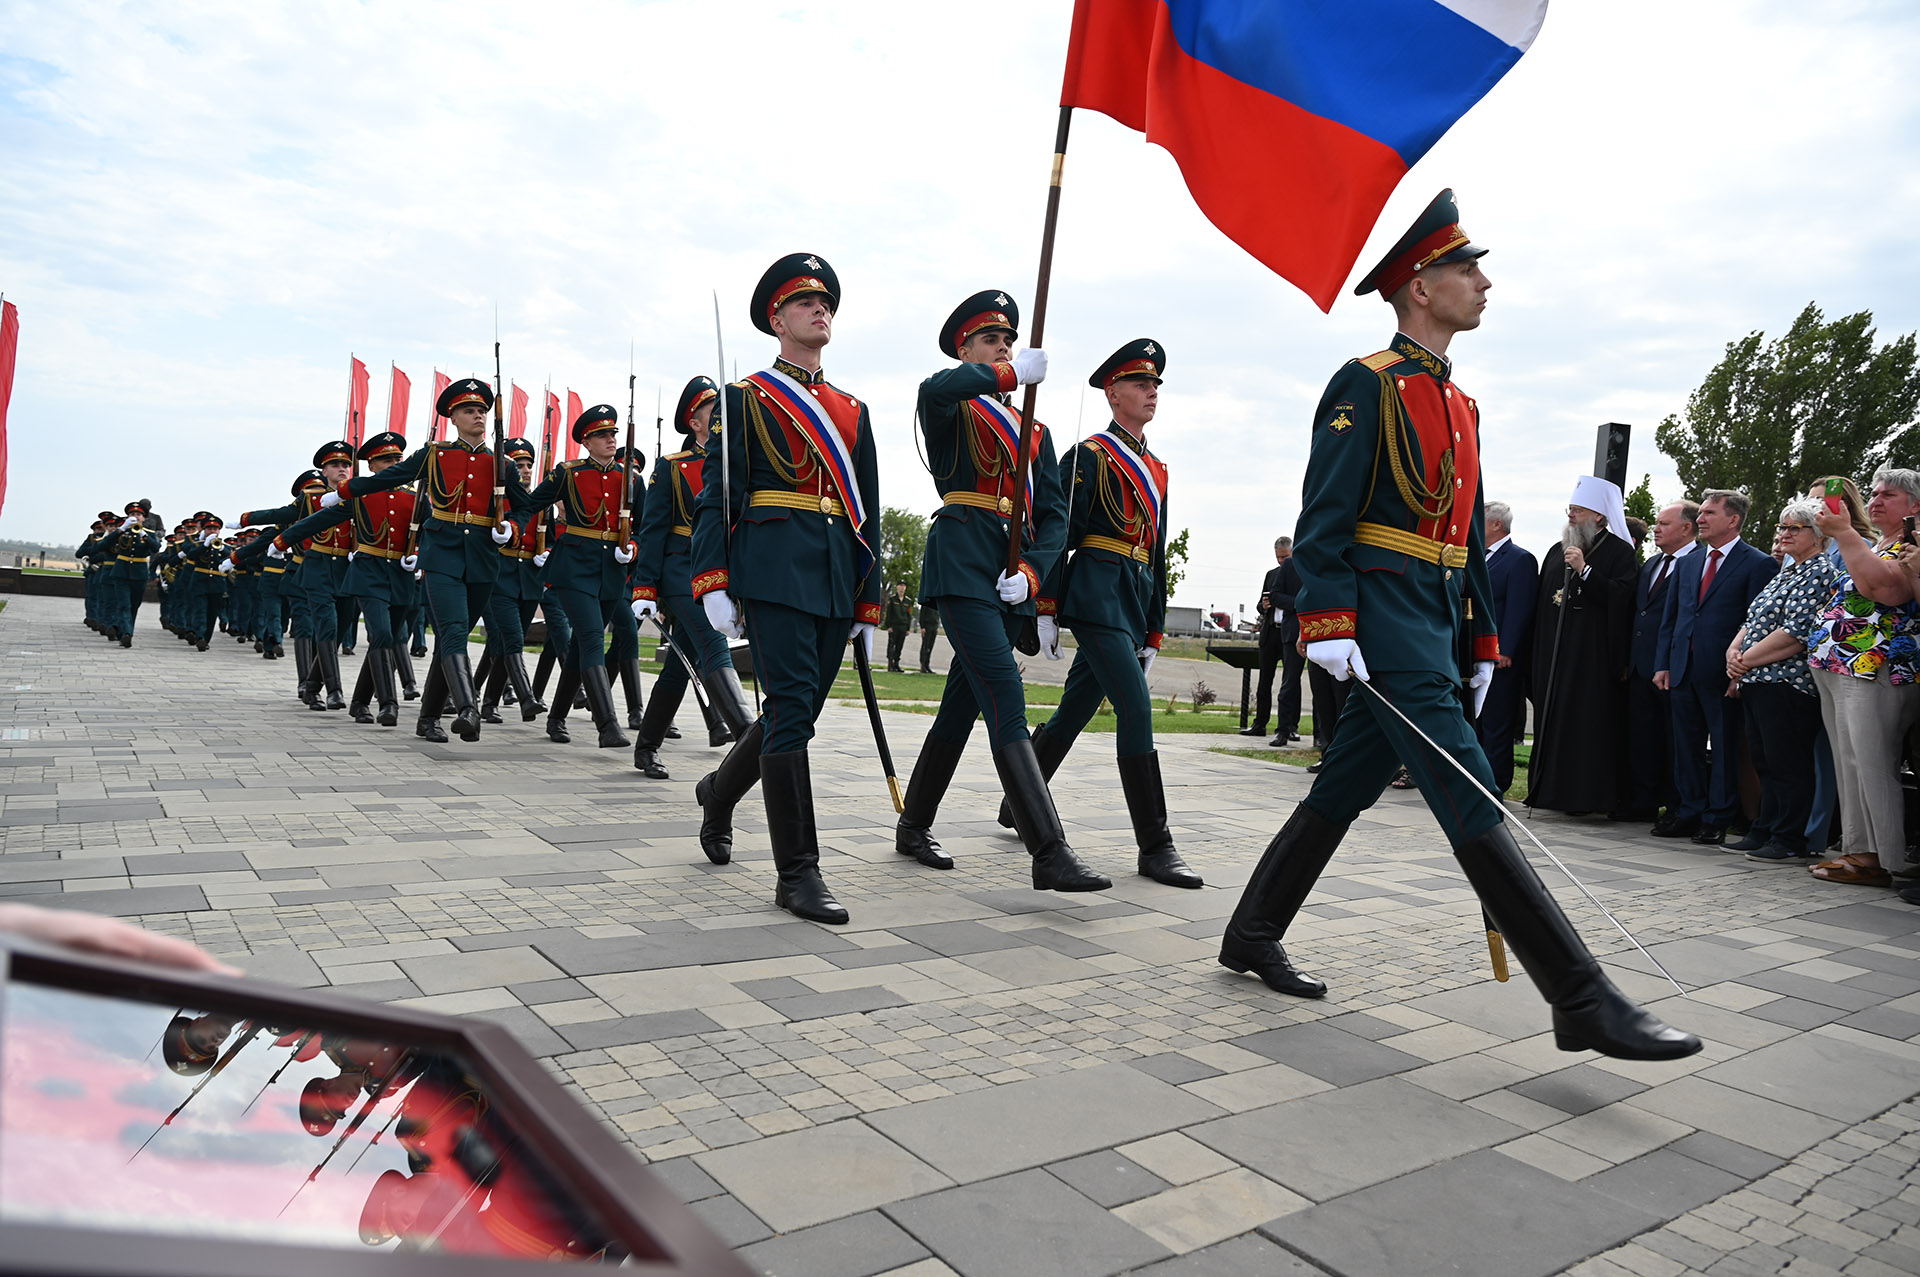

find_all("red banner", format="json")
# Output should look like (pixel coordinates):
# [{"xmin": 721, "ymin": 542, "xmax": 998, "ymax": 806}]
[
  {"xmin": 564, "ymin": 390, "xmax": 584, "ymax": 462},
  {"xmin": 347, "ymin": 356, "xmax": 370, "ymax": 447},
  {"xmin": 542, "ymin": 390, "xmax": 560, "ymax": 471},
  {"xmin": 509, "ymin": 383, "xmax": 529, "ymax": 437},
  {"xmin": 432, "ymin": 370, "xmax": 451, "ymax": 442},
  {"xmin": 0, "ymin": 301, "xmax": 16, "ymax": 519},
  {"xmin": 387, "ymin": 366, "xmax": 411, "ymax": 442}
]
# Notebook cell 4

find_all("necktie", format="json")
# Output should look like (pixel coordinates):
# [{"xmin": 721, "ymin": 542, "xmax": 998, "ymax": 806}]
[
  {"xmin": 1698, "ymin": 548, "xmax": 1721, "ymax": 602},
  {"xmin": 1652, "ymin": 555, "xmax": 1672, "ymax": 593}
]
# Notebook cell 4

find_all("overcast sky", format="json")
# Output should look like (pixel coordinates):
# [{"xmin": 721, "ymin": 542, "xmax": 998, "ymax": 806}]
[{"xmin": 3, "ymin": 0, "xmax": 1917, "ymax": 613}]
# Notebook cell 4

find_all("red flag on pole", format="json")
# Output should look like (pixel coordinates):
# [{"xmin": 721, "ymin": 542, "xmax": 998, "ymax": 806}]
[
  {"xmin": 347, "ymin": 356, "xmax": 370, "ymax": 447},
  {"xmin": 0, "ymin": 300, "xmax": 17, "ymax": 519},
  {"xmin": 387, "ymin": 366, "xmax": 411, "ymax": 441},
  {"xmin": 509, "ymin": 383, "xmax": 529, "ymax": 437},
  {"xmin": 432, "ymin": 370, "xmax": 451, "ymax": 442},
  {"xmin": 564, "ymin": 390, "xmax": 584, "ymax": 462}
]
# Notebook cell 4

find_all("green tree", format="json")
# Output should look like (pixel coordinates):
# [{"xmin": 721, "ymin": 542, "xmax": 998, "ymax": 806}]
[
  {"xmin": 1655, "ymin": 303, "xmax": 1920, "ymax": 532},
  {"xmin": 1623, "ymin": 473, "xmax": 1656, "ymax": 561},
  {"xmin": 1166, "ymin": 527, "xmax": 1191, "ymax": 598},
  {"xmin": 880, "ymin": 506, "xmax": 929, "ymax": 600}
]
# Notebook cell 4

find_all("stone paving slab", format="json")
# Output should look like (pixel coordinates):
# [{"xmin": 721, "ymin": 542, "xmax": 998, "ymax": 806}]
[{"xmin": 6, "ymin": 590, "xmax": 1920, "ymax": 1275}]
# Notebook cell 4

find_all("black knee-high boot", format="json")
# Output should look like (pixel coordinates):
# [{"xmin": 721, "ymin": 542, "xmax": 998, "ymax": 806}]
[
  {"xmin": 444, "ymin": 651, "xmax": 482, "ymax": 742},
  {"xmin": 581, "ymin": 665, "xmax": 630, "ymax": 748},
  {"xmin": 998, "ymin": 723, "xmax": 1068, "ymax": 828},
  {"xmin": 532, "ymin": 646, "xmax": 558, "ymax": 702},
  {"xmin": 617, "ymin": 658, "xmax": 645, "ymax": 731},
  {"xmin": 370, "ymin": 647, "xmax": 400, "ymax": 727},
  {"xmin": 546, "ymin": 665, "xmax": 581, "ymax": 744},
  {"xmin": 317, "ymin": 641, "xmax": 346, "ymax": 711},
  {"xmin": 695, "ymin": 721, "xmax": 764, "ymax": 865},
  {"xmin": 894, "ymin": 735, "xmax": 963, "ymax": 869},
  {"xmin": 1118, "ymin": 751, "xmax": 1202, "ymax": 888},
  {"xmin": 632, "ymin": 684, "xmax": 679, "ymax": 779},
  {"xmin": 474, "ymin": 650, "xmax": 502, "ymax": 724},
  {"xmin": 1219, "ymin": 803, "xmax": 1345, "ymax": 997},
  {"xmin": 415, "ymin": 659, "xmax": 449, "ymax": 743},
  {"xmin": 349, "ymin": 656, "xmax": 376, "ymax": 724},
  {"xmin": 506, "ymin": 653, "xmax": 543, "ymax": 720},
  {"xmin": 294, "ymin": 637, "xmax": 320, "ymax": 708},
  {"xmin": 994, "ymin": 738, "xmax": 1109, "ymax": 892},
  {"xmin": 393, "ymin": 646, "xmax": 419, "ymax": 700},
  {"xmin": 761, "ymin": 749, "xmax": 848, "ymax": 925}
]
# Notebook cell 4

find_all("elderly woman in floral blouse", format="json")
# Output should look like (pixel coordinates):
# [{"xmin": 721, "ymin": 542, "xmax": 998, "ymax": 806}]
[
  {"xmin": 1806, "ymin": 467, "xmax": 1920, "ymax": 887},
  {"xmin": 1725, "ymin": 500, "xmax": 1841, "ymax": 863}
]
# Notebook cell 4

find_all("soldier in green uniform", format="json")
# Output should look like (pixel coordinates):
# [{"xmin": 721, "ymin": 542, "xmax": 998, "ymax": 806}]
[
  {"xmin": 890, "ymin": 291, "xmax": 1109, "ymax": 889},
  {"xmin": 1217, "ymin": 191, "xmax": 1698, "ymax": 1061},
  {"xmin": 612, "ymin": 442, "xmax": 649, "ymax": 732},
  {"xmin": 883, "ymin": 583, "xmax": 914, "ymax": 673},
  {"xmin": 232, "ymin": 444, "xmax": 357, "ymax": 708},
  {"xmin": 1003, "ymin": 339, "xmax": 1201, "ymax": 890},
  {"xmin": 474, "ymin": 437, "xmax": 550, "ymax": 724},
  {"xmin": 630, "ymin": 375, "xmax": 753, "ymax": 780},
  {"xmin": 506, "ymin": 405, "xmax": 639, "ymax": 749},
  {"xmin": 99, "ymin": 501, "xmax": 160, "ymax": 646},
  {"xmin": 690, "ymin": 253, "xmax": 883, "ymax": 924},
  {"xmin": 79, "ymin": 512, "xmax": 117, "ymax": 635},
  {"xmin": 333, "ymin": 378, "xmax": 517, "ymax": 742},
  {"xmin": 178, "ymin": 512, "xmax": 231, "ymax": 652}
]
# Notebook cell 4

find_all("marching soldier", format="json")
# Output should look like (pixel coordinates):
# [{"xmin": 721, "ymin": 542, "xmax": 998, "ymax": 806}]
[
  {"xmin": 180, "ymin": 512, "xmax": 231, "ymax": 652},
  {"xmin": 1217, "ymin": 191, "xmax": 1698, "ymax": 1061},
  {"xmin": 892, "ymin": 290, "xmax": 1109, "ymax": 890},
  {"xmin": 79, "ymin": 512, "xmax": 117, "ymax": 635},
  {"xmin": 612, "ymin": 442, "xmax": 649, "ymax": 732},
  {"xmin": 332, "ymin": 378, "xmax": 516, "ymax": 742},
  {"xmin": 474, "ymin": 437, "xmax": 549, "ymax": 723},
  {"xmin": 232, "ymin": 444, "xmax": 357, "ymax": 707},
  {"xmin": 1005, "ymin": 339, "xmax": 1201, "ymax": 889},
  {"xmin": 507, "ymin": 406, "xmax": 639, "ymax": 749},
  {"xmin": 100, "ymin": 501, "xmax": 160, "ymax": 646},
  {"xmin": 690, "ymin": 253, "xmax": 882, "ymax": 923},
  {"xmin": 629, "ymin": 375, "xmax": 754, "ymax": 780}
]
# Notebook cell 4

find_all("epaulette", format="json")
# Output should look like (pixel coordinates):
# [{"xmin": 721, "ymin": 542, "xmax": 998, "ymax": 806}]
[
  {"xmin": 666, "ymin": 450, "xmax": 693, "ymax": 461},
  {"xmin": 1357, "ymin": 349, "xmax": 1403, "ymax": 373}
]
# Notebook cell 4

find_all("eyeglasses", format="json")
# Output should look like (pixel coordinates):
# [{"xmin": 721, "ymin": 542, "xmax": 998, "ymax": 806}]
[{"xmin": 1775, "ymin": 523, "xmax": 1813, "ymax": 533}]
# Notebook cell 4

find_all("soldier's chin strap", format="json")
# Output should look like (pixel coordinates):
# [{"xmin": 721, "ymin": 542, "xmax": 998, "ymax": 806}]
[{"xmin": 1349, "ymin": 672, "xmax": 1689, "ymax": 1000}]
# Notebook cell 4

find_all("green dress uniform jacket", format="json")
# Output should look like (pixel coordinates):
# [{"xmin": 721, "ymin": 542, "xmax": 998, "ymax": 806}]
[
  {"xmin": 916, "ymin": 361, "xmax": 1067, "ymax": 613},
  {"xmin": 344, "ymin": 440, "xmax": 506, "ymax": 584},
  {"xmin": 509, "ymin": 459, "xmax": 635, "ymax": 601},
  {"xmin": 883, "ymin": 596, "xmax": 916, "ymax": 633},
  {"xmin": 106, "ymin": 527, "xmax": 161, "ymax": 584},
  {"xmin": 1039, "ymin": 424, "xmax": 1170, "ymax": 648}
]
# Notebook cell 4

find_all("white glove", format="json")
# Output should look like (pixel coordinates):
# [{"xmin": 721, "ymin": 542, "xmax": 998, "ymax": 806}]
[
  {"xmin": 490, "ymin": 521, "xmax": 515, "ymax": 545},
  {"xmin": 995, "ymin": 570, "xmax": 1030, "ymax": 605},
  {"xmin": 198, "ymin": 530, "xmax": 215, "ymax": 545},
  {"xmin": 613, "ymin": 541, "xmax": 635, "ymax": 565},
  {"xmin": 1307, "ymin": 638, "xmax": 1368, "ymax": 684},
  {"xmin": 633, "ymin": 598, "xmax": 657, "ymax": 622},
  {"xmin": 1011, "ymin": 347, "xmax": 1048, "ymax": 386},
  {"xmin": 532, "ymin": 551, "xmax": 550, "ymax": 568},
  {"xmin": 400, "ymin": 553, "xmax": 418, "ymax": 571},
  {"xmin": 319, "ymin": 491, "xmax": 342, "ymax": 509},
  {"xmin": 218, "ymin": 557, "xmax": 236, "ymax": 574},
  {"xmin": 1137, "ymin": 646, "xmax": 1158, "ymax": 676},
  {"xmin": 851, "ymin": 621, "xmax": 876, "ymax": 660},
  {"xmin": 413, "ymin": 568, "xmax": 424, "ymax": 580},
  {"xmin": 1469, "ymin": 659, "xmax": 1496, "ymax": 717},
  {"xmin": 122, "ymin": 516, "xmax": 140, "ymax": 530},
  {"xmin": 703, "ymin": 589, "xmax": 743, "ymax": 639},
  {"xmin": 347, "ymin": 551, "xmax": 356, "ymax": 562},
  {"xmin": 223, "ymin": 517, "xmax": 241, "ymax": 530},
  {"xmin": 266, "ymin": 542, "xmax": 286, "ymax": 560},
  {"xmin": 1038, "ymin": 616, "xmax": 1062, "ymax": 661}
]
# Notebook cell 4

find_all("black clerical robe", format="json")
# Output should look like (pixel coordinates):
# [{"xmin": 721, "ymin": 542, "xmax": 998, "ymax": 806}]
[{"xmin": 1527, "ymin": 530, "xmax": 1638, "ymax": 813}]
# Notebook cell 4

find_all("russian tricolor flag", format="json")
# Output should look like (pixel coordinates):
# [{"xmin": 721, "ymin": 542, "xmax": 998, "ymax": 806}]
[{"xmin": 1062, "ymin": 0, "xmax": 1548, "ymax": 311}]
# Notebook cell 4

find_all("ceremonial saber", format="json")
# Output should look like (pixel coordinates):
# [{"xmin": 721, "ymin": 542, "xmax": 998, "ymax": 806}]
[
  {"xmin": 1350, "ymin": 674, "xmax": 1686, "ymax": 997},
  {"xmin": 850, "ymin": 639, "xmax": 904, "ymax": 813},
  {"xmin": 645, "ymin": 613, "xmax": 710, "ymax": 711},
  {"xmin": 243, "ymin": 1028, "xmax": 319, "ymax": 1114}
]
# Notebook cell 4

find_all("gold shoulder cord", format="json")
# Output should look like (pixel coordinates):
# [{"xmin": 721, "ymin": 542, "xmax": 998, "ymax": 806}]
[
  {"xmin": 1373, "ymin": 369, "xmax": 1454, "ymax": 521},
  {"xmin": 1093, "ymin": 447, "xmax": 1144, "ymax": 539},
  {"xmin": 426, "ymin": 442, "xmax": 466, "ymax": 511},
  {"xmin": 746, "ymin": 390, "xmax": 814, "ymax": 488}
]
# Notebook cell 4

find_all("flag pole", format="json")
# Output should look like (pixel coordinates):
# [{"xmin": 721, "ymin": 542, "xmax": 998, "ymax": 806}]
[{"xmin": 1005, "ymin": 106, "xmax": 1074, "ymax": 578}]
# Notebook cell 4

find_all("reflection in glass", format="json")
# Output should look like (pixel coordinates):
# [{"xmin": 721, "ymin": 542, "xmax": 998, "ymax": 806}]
[{"xmin": 0, "ymin": 981, "xmax": 625, "ymax": 1261}]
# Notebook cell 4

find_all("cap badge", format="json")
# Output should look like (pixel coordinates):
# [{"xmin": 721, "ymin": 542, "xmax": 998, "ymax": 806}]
[
  {"xmin": 1144, "ymin": 342, "xmax": 1157, "ymax": 355},
  {"xmin": 803, "ymin": 256, "xmax": 821, "ymax": 270},
  {"xmin": 994, "ymin": 293, "xmax": 1009, "ymax": 306}
]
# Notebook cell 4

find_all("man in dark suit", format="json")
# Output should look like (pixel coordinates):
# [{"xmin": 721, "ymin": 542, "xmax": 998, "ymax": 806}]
[
  {"xmin": 1621, "ymin": 500, "xmax": 1698, "ymax": 822},
  {"xmin": 1476, "ymin": 502, "xmax": 1536, "ymax": 794},
  {"xmin": 1653, "ymin": 490, "xmax": 1778, "ymax": 843},
  {"xmin": 1241, "ymin": 537, "xmax": 1303, "ymax": 741}
]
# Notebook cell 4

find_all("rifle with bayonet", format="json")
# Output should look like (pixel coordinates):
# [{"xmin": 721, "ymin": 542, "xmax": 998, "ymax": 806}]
[
  {"xmin": 623, "ymin": 345, "xmax": 638, "ymax": 546},
  {"xmin": 492, "ymin": 323, "xmax": 508, "ymax": 526}
]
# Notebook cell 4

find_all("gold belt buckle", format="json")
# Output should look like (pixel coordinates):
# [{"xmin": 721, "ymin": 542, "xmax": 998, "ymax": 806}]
[
  {"xmin": 819, "ymin": 495, "xmax": 834, "ymax": 515},
  {"xmin": 998, "ymin": 496, "xmax": 1012, "ymax": 516}
]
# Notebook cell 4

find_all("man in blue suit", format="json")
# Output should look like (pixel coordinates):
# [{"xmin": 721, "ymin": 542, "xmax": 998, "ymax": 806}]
[
  {"xmin": 1653, "ymin": 490, "xmax": 1778, "ymax": 843},
  {"xmin": 1476, "ymin": 501, "xmax": 1536, "ymax": 794},
  {"xmin": 1623, "ymin": 500, "xmax": 1698, "ymax": 822}
]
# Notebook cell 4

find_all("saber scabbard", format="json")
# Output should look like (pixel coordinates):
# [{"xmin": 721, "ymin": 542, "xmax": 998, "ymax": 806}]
[{"xmin": 850, "ymin": 639, "xmax": 903, "ymax": 813}]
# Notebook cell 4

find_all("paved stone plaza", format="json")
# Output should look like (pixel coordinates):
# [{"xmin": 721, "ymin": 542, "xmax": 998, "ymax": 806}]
[{"xmin": 4, "ymin": 590, "xmax": 1920, "ymax": 1277}]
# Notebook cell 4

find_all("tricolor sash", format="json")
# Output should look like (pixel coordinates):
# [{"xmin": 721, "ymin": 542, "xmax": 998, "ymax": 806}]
[
  {"xmin": 745, "ymin": 367, "xmax": 873, "ymax": 579},
  {"xmin": 966, "ymin": 396, "xmax": 1034, "ymax": 518},
  {"xmin": 1087, "ymin": 427, "xmax": 1165, "ymax": 542}
]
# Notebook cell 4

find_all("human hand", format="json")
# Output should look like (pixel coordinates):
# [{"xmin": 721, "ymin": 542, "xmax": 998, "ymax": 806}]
[
  {"xmin": 633, "ymin": 598, "xmax": 657, "ymax": 622},
  {"xmin": 1469, "ymin": 659, "xmax": 1495, "ymax": 716},
  {"xmin": 1813, "ymin": 503, "xmax": 1849, "ymax": 539},
  {"xmin": 613, "ymin": 541, "xmax": 635, "ymax": 565},
  {"xmin": 0, "ymin": 903, "xmax": 241, "ymax": 976},
  {"xmin": 1137, "ymin": 646, "xmax": 1157, "ymax": 676},
  {"xmin": 1038, "ymin": 616, "xmax": 1062, "ymax": 660},
  {"xmin": 851, "ymin": 621, "xmax": 876, "ymax": 660},
  {"xmin": 218, "ymin": 557, "xmax": 235, "ymax": 574},
  {"xmin": 1563, "ymin": 546, "xmax": 1586, "ymax": 575},
  {"xmin": 1011, "ymin": 347, "xmax": 1048, "ymax": 386},
  {"xmin": 1307, "ymin": 638, "xmax": 1368, "ymax": 683},
  {"xmin": 1496, "ymin": 654, "xmax": 1512, "ymax": 669},
  {"xmin": 532, "ymin": 551, "xmax": 550, "ymax": 568},
  {"xmin": 266, "ymin": 541, "xmax": 286, "ymax": 560},
  {"xmin": 703, "ymin": 589, "xmax": 743, "ymax": 638},
  {"xmin": 995, "ymin": 570, "xmax": 1030, "ymax": 604},
  {"xmin": 319, "ymin": 490, "xmax": 342, "ymax": 509},
  {"xmin": 1652, "ymin": 670, "xmax": 1670, "ymax": 691},
  {"xmin": 400, "ymin": 553, "xmax": 418, "ymax": 571},
  {"xmin": 490, "ymin": 521, "xmax": 515, "ymax": 545}
]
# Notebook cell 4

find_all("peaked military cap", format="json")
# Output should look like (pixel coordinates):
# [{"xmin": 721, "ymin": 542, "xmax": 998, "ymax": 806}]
[
  {"xmin": 161, "ymin": 1015, "xmax": 220, "ymax": 1077},
  {"xmin": 437, "ymin": 377, "xmax": 494, "ymax": 417},
  {"xmin": 124, "ymin": 498, "xmax": 152, "ymax": 514},
  {"xmin": 292, "ymin": 468, "xmax": 327, "ymax": 496},
  {"xmin": 1353, "ymin": 188, "xmax": 1487, "ymax": 298},
  {"xmin": 674, "ymin": 375, "xmax": 718, "ymax": 434},
  {"xmin": 501, "ymin": 436, "xmax": 537, "ymax": 461},
  {"xmin": 313, "ymin": 439, "xmax": 355, "ymax": 468},
  {"xmin": 571, "ymin": 403, "xmax": 620, "ymax": 443},
  {"xmin": 939, "ymin": 289, "xmax": 1020, "ymax": 359},
  {"xmin": 96, "ymin": 509, "xmax": 118, "ymax": 523},
  {"xmin": 614, "ymin": 444, "xmax": 644, "ymax": 465},
  {"xmin": 358, "ymin": 431, "xmax": 406, "ymax": 462},
  {"xmin": 1089, "ymin": 338, "xmax": 1166, "ymax": 390},
  {"xmin": 751, "ymin": 252, "xmax": 840, "ymax": 336}
]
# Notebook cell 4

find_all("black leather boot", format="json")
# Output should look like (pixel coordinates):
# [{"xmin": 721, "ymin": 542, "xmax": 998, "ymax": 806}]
[
  {"xmin": 546, "ymin": 666, "xmax": 580, "ymax": 744},
  {"xmin": 294, "ymin": 637, "xmax": 322, "ymax": 709},
  {"xmin": 444, "ymin": 651, "xmax": 482, "ymax": 742},
  {"xmin": 507, "ymin": 653, "xmax": 543, "ymax": 720},
  {"xmin": 632, "ymin": 684, "xmax": 677, "ymax": 779},
  {"xmin": 532, "ymin": 646, "xmax": 558, "ymax": 703},
  {"xmin": 761, "ymin": 749, "xmax": 849, "ymax": 924},
  {"xmin": 1455, "ymin": 824, "xmax": 1702, "ymax": 1061},
  {"xmin": 415, "ymin": 660, "xmax": 449, "ymax": 743},
  {"xmin": 998, "ymin": 723, "xmax": 1068, "ymax": 828},
  {"xmin": 1119, "ymin": 752, "xmax": 1202, "ymax": 888},
  {"xmin": 1218, "ymin": 803, "xmax": 1346, "ymax": 997},
  {"xmin": 995, "ymin": 738, "xmax": 1110, "ymax": 891},
  {"xmin": 393, "ymin": 647, "xmax": 419, "ymax": 700},
  {"xmin": 617, "ymin": 658, "xmax": 645, "ymax": 732},
  {"xmin": 582, "ymin": 665, "xmax": 631, "ymax": 748},
  {"xmin": 370, "ymin": 647, "xmax": 400, "ymax": 727},
  {"xmin": 474, "ymin": 651, "xmax": 503, "ymax": 724},
  {"xmin": 695, "ymin": 721, "xmax": 764, "ymax": 865},
  {"xmin": 349, "ymin": 657, "xmax": 376, "ymax": 723},
  {"xmin": 895, "ymin": 735, "xmax": 963, "ymax": 870},
  {"xmin": 700, "ymin": 692, "xmax": 733, "ymax": 747},
  {"xmin": 318, "ymin": 640, "xmax": 346, "ymax": 710},
  {"xmin": 709, "ymin": 668, "xmax": 756, "ymax": 740}
]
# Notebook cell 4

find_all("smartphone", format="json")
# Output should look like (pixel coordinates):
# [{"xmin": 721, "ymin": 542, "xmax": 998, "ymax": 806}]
[
  {"xmin": 1906, "ymin": 515, "xmax": 1917, "ymax": 547},
  {"xmin": 1825, "ymin": 476, "xmax": 1846, "ymax": 516}
]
